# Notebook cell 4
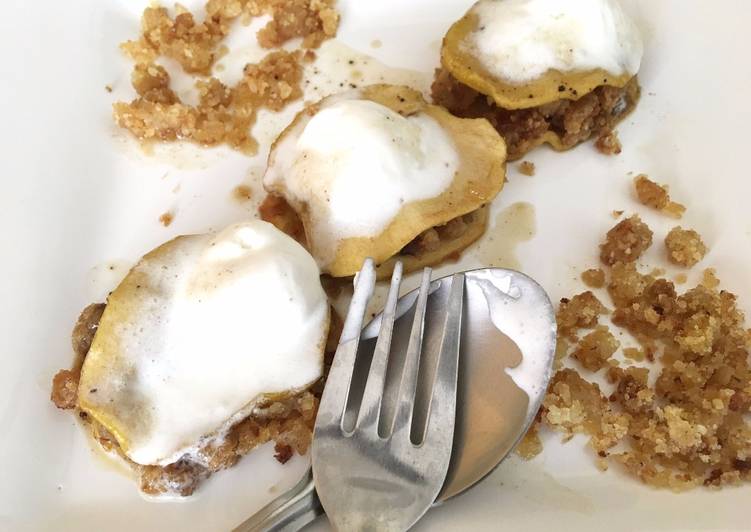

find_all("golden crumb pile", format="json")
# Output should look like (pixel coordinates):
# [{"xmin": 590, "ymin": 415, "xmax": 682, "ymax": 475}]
[
  {"xmin": 634, "ymin": 175, "xmax": 686, "ymax": 218},
  {"xmin": 581, "ymin": 268, "xmax": 606, "ymax": 288},
  {"xmin": 114, "ymin": 51, "xmax": 303, "ymax": 153},
  {"xmin": 556, "ymin": 291, "xmax": 609, "ymax": 340},
  {"xmin": 599, "ymin": 214, "xmax": 653, "ymax": 266},
  {"xmin": 572, "ymin": 326, "xmax": 620, "ymax": 372},
  {"xmin": 158, "ymin": 211, "xmax": 174, "ymax": 226},
  {"xmin": 595, "ymin": 130, "xmax": 622, "ymax": 155},
  {"xmin": 114, "ymin": 0, "xmax": 339, "ymax": 153},
  {"xmin": 665, "ymin": 226, "xmax": 708, "ymax": 267},
  {"xmin": 121, "ymin": 1, "xmax": 338, "ymax": 73},
  {"xmin": 518, "ymin": 161, "xmax": 536, "ymax": 176},
  {"xmin": 521, "ymin": 217, "xmax": 751, "ymax": 490}
]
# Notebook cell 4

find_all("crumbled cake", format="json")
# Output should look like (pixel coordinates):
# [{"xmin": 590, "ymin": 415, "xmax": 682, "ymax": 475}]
[
  {"xmin": 633, "ymin": 175, "xmax": 686, "ymax": 218},
  {"xmin": 158, "ymin": 211, "xmax": 174, "ymax": 227},
  {"xmin": 556, "ymin": 291, "xmax": 608, "ymax": 340},
  {"xmin": 51, "ymin": 302, "xmax": 326, "ymax": 497},
  {"xmin": 121, "ymin": 1, "xmax": 338, "ymax": 75},
  {"xmin": 581, "ymin": 268, "xmax": 606, "ymax": 288},
  {"xmin": 665, "ymin": 226, "xmax": 708, "ymax": 267},
  {"xmin": 521, "ymin": 217, "xmax": 751, "ymax": 490},
  {"xmin": 518, "ymin": 161, "xmax": 536, "ymax": 176},
  {"xmin": 701, "ymin": 268, "xmax": 720, "ymax": 290},
  {"xmin": 114, "ymin": 51, "xmax": 303, "ymax": 153},
  {"xmin": 115, "ymin": 0, "xmax": 339, "ymax": 153},
  {"xmin": 431, "ymin": 69, "xmax": 640, "ymax": 160},
  {"xmin": 571, "ymin": 325, "xmax": 620, "ymax": 372},
  {"xmin": 594, "ymin": 130, "xmax": 621, "ymax": 155},
  {"xmin": 599, "ymin": 214, "xmax": 653, "ymax": 266}
]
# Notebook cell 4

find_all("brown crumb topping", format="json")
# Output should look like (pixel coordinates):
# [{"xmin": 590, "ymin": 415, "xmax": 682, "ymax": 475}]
[
  {"xmin": 599, "ymin": 215, "xmax": 653, "ymax": 266},
  {"xmin": 571, "ymin": 325, "xmax": 620, "ymax": 372},
  {"xmin": 665, "ymin": 226, "xmax": 708, "ymax": 267},
  {"xmin": 115, "ymin": 0, "xmax": 339, "ymax": 153},
  {"xmin": 581, "ymin": 268, "xmax": 606, "ymax": 288},
  {"xmin": 595, "ymin": 130, "xmax": 621, "ymax": 155},
  {"xmin": 634, "ymin": 175, "xmax": 686, "ymax": 218},
  {"xmin": 522, "ymin": 216, "xmax": 751, "ymax": 490},
  {"xmin": 122, "ymin": 1, "xmax": 338, "ymax": 75},
  {"xmin": 518, "ymin": 161, "xmax": 536, "ymax": 176},
  {"xmin": 556, "ymin": 291, "xmax": 608, "ymax": 340},
  {"xmin": 431, "ymin": 69, "xmax": 640, "ymax": 160},
  {"xmin": 114, "ymin": 51, "xmax": 303, "ymax": 153},
  {"xmin": 701, "ymin": 268, "xmax": 720, "ymax": 290},
  {"xmin": 159, "ymin": 211, "xmax": 174, "ymax": 227}
]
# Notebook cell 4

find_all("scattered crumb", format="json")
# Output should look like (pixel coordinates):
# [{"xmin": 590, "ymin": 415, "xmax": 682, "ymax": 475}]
[
  {"xmin": 595, "ymin": 130, "xmax": 621, "ymax": 155},
  {"xmin": 556, "ymin": 291, "xmax": 609, "ymax": 340},
  {"xmin": 650, "ymin": 267, "xmax": 666, "ymax": 277},
  {"xmin": 611, "ymin": 210, "xmax": 624, "ymax": 219},
  {"xmin": 159, "ymin": 211, "xmax": 174, "ymax": 227},
  {"xmin": 114, "ymin": 0, "xmax": 340, "ymax": 152},
  {"xmin": 370, "ymin": 39, "xmax": 382, "ymax": 49},
  {"xmin": 665, "ymin": 226, "xmax": 708, "ymax": 267},
  {"xmin": 674, "ymin": 273, "xmax": 688, "ymax": 285},
  {"xmin": 599, "ymin": 215, "xmax": 653, "ymax": 266},
  {"xmin": 515, "ymin": 422, "xmax": 543, "ymax": 459},
  {"xmin": 524, "ymin": 215, "xmax": 751, "ymax": 490},
  {"xmin": 114, "ymin": 51, "xmax": 303, "ymax": 154},
  {"xmin": 105, "ymin": 84, "xmax": 113, "ymax": 93},
  {"xmin": 121, "ymin": 1, "xmax": 338, "ymax": 75},
  {"xmin": 518, "ymin": 161, "xmax": 536, "ymax": 176},
  {"xmin": 571, "ymin": 325, "xmax": 620, "ymax": 372},
  {"xmin": 633, "ymin": 174, "xmax": 686, "ymax": 218},
  {"xmin": 701, "ymin": 268, "xmax": 720, "ymax": 289},
  {"xmin": 232, "ymin": 184, "xmax": 253, "ymax": 202},
  {"xmin": 303, "ymin": 49, "xmax": 317, "ymax": 63},
  {"xmin": 581, "ymin": 268, "xmax": 606, "ymax": 288},
  {"xmin": 622, "ymin": 347, "xmax": 646, "ymax": 362}
]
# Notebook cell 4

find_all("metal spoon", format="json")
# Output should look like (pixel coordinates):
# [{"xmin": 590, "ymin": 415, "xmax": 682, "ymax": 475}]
[{"xmin": 234, "ymin": 267, "xmax": 557, "ymax": 531}]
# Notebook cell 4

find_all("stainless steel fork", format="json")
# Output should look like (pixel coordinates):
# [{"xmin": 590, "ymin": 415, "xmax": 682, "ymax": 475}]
[{"xmin": 312, "ymin": 258, "xmax": 464, "ymax": 531}]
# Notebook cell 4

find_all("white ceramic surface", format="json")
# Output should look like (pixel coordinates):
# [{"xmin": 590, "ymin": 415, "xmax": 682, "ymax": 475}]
[{"xmin": 1, "ymin": 1, "xmax": 749, "ymax": 531}]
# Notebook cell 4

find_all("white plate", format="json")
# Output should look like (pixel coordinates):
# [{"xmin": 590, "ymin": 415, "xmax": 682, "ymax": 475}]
[{"xmin": 1, "ymin": 1, "xmax": 750, "ymax": 530}]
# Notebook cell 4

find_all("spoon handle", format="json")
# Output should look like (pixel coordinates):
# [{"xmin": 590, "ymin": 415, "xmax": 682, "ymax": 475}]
[{"xmin": 232, "ymin": 468, "xmax": 323, "ymax": 532}]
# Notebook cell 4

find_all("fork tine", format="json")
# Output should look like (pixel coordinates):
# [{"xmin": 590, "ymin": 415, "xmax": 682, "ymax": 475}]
[
  {"xmin": 420, "ymin": 272, "xmax": 464, "ymax": 446},
  {"xmin": 316, "ymin": 258, "xmax": 376, "ymax": 431},
  {"xmin": 390, "ymin": 267, "xmax": 432, "ymax": 440},
  {"xmin": 355, "ymin": 261, "xmax": 403, "ymax": 432}
]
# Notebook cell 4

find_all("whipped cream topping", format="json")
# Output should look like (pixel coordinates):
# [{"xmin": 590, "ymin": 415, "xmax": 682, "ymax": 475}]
[
  {"xmin": 467, "ymin": 0, "xmax": 643, "ymax": 84},
  {"xmin": 263, "ymin": 97, "xmax": 459, "ymax": 268},
  {"xmin": 80, "ymin": 221, "xmax": 328, "ymax": 466}
]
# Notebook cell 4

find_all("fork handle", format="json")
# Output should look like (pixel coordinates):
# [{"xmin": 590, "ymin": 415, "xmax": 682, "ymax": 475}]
[{"xmin": 232, "ymin": 468, "xmax": 323, "ymax": 532}]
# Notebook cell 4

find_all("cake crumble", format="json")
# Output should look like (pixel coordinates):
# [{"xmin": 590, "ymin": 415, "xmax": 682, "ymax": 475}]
[
  {"xmin": 665, "ymin": 226, "xmax": 708, "ymax": 267},
  {"xmin": 595, "ymin": 130, "xmax": 622, "ymax": 155},
  {"xmin": 599, "ymin": 214, "xmax": 653, "ymax": 266},
  {"xmin": 519, "ymin": 216, "xmax": 750, "ymax": 491},
  {"xmin": 518, "ymin": 161, "xmax": 536, "ymax": 176},
  {"xmin": 581, "ymin": 268, "xmax": 606, "ymax": 288},
  {"xmin": 633, "ymin": 174, "xmax": 686, "ymax": 218},
  {"xmin": 114, "ymin": 0, "xmax": 339, "ymax": 153}
]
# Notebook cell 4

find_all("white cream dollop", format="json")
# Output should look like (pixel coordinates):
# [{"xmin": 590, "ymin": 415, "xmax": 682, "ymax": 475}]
[
  {"xmin": 263, "ymin": 97, "xmax": 459, "ymax": 268},
  {"xmin": 467, "ymin": 0, "xmax": 643, "ymax": 84},
  {"xmin": 82, "ymin": 221, "xmax": 328, "ymax": 466}
]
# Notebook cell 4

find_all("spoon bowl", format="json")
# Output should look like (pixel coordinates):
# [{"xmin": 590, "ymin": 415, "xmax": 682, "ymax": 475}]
[{"xmin": 234, "ymin": 268, "xmax": 557, "ymax": 531}]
